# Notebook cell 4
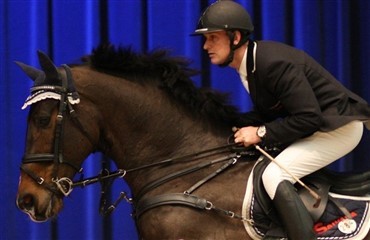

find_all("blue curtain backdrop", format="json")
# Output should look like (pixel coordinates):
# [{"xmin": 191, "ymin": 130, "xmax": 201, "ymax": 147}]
[{"xmin": 1, "ymin": 0, "xmax": 370, "ymax": 239}]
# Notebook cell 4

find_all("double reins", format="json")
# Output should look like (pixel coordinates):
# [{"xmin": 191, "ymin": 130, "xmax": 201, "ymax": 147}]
[
  {"xmin": 72, "ymin": 143, "xmax": 241, "ymax": 188},
  {"xmin": 73, "ymin": 143, "xmax": 243, "ymax": 215}
]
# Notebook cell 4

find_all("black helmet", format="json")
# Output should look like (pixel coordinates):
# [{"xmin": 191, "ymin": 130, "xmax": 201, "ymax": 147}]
[
  {"xmin": 192, "ymin": 0, "xmax": 254, "ymax": 36},
  {"xmin": 192, "ymin": 1, "xmax": 254, "ymax": 67}
]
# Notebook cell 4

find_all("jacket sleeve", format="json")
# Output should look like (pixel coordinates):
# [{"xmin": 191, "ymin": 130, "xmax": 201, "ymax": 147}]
[{"xmin": 236, "ymin": 110, "xmax": 265, "ymax": 127}]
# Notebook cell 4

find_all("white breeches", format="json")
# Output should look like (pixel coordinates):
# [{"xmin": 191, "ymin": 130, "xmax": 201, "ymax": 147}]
[{"xmin": 262, "ymin": 121, "xmax": 364, "ymax": 199}]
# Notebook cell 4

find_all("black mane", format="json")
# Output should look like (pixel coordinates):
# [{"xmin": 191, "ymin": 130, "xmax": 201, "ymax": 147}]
[{"xmin": 89, "ymin": 44, "xmax": 242, "ymax": 127}]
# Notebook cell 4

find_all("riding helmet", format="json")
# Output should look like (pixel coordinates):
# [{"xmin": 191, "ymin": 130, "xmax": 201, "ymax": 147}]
[
  {"xmin": 192, "ymin": 1, "xmax": 254, "ymax": 67},
  {"xmin": 192, "ymin": 0, "xmax": 254, "ymax": 36}
]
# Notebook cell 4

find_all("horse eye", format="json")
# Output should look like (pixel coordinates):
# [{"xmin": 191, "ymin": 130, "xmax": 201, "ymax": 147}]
[{"xmin": 35, "ymin": 116, "xmax": 51, "ymax": 128}]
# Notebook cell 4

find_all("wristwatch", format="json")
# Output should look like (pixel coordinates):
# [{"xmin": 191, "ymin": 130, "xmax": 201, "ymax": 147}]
[{"xmin": 257, "ymin": 125, "xmax": 266, "ymax": 139}]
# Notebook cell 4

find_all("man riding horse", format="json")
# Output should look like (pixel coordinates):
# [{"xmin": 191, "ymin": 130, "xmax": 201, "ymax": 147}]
[{"xmin": 192, "ymin": 1, "xmax": 370, "ymax": 239}]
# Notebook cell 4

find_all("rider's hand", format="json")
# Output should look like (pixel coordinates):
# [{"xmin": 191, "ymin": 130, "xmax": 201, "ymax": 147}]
[{"xmin": 234, "ymin": 126, "xmax": 261, "ymax": 147}]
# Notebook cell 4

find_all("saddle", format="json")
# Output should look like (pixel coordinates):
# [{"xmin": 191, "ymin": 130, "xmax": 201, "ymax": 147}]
[{"xmin": 250, "ymin": 158, "xmax": 370, "ymax": 239}]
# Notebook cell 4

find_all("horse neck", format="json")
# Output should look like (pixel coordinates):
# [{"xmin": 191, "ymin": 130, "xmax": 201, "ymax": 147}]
[{"xmin": 75, "ymin": 67, "xmax": 230, "ymax": 169}]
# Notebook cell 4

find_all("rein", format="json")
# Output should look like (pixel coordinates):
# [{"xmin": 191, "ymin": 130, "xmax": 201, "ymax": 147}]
[
  {"xmin": 72, "ymin": 143, "xmax": 244, "ymax": 216},
  {"xmin": 72, "ymin": 143, "xmax": 240, "ymax": 188}
]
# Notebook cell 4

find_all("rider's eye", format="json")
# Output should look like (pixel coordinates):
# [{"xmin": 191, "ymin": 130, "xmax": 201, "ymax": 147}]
[{"xmin": 35, "ymin": 116, "xmax": 50, "ymax": 128}]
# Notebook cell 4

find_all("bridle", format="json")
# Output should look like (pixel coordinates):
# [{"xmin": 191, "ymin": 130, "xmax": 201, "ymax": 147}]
[{"xmin": 20, "ymin": 65, "xmax": 93, "ymax": 197}]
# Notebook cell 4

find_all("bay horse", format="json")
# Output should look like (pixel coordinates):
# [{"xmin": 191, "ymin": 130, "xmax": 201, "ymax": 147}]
[{"xmin": 16, "ymin": 46, "xmax": 370, "ymax": 239}]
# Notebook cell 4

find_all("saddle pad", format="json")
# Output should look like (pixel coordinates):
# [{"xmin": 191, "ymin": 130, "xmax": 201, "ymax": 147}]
[{"xmin": 242, "ymin": 160, "xmax": 370, "ymax": 240}]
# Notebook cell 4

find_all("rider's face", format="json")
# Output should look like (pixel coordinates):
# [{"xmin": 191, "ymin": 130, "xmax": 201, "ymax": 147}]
[{"xmin": 203, "ymin": 31, "xmax": 230, "ymax": 65}]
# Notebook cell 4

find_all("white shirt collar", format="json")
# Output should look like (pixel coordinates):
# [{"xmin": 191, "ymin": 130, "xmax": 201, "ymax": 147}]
[{"xmin": 238, "ymin": 46, "xmax": 249, "ymax": 92}]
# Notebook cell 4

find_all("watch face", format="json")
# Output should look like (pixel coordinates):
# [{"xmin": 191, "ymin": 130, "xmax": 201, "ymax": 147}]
[{"xmin": 258, "ymin": 126, "xmax": 266, "ymax": 138}]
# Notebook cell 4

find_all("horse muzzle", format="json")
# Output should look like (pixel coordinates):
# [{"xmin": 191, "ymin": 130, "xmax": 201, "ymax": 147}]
[{"xmin": 16, "ymin": 175, "xmax": 65, "ymax": 222}]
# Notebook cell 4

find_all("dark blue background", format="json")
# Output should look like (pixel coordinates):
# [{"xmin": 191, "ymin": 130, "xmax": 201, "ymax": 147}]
[{"xmin": 1, "ymin": 1, "xmax": 370, "ymax": 239}]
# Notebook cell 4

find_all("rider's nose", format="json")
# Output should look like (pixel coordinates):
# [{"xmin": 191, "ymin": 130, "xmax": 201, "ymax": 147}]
[{"xmin": 203, "ymin": 39, "xmax": 210, "ymax": 50}]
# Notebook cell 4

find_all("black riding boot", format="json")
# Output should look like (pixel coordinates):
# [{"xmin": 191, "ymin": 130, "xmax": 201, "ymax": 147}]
[{"xmin": 272, "ymin": 180, "xmax": 316, "ymax": 240}]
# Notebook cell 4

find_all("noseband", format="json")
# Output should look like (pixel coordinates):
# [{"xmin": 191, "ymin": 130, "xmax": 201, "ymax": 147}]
[{"xmin": 20, "ymin": 65, "xmax": 89, "ymax": 197}]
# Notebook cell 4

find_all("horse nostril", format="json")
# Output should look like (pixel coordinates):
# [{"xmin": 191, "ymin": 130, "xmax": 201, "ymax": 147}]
[{"xmin": 18, "ymin": 194, "xmax": 35, "ymax": 210}]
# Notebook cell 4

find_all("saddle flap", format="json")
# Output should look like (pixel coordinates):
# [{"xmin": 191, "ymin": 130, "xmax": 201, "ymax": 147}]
[
  {"xmin": 252, "ymin": 160, "xmax": 331, "ymax": 223},
  {"xmin": 298, "ymin": 181, "xmax": 330, "ymax": 222},
  {"xmin": 252, "ymin": 159, "xmax": 278, "ymax": 223}
]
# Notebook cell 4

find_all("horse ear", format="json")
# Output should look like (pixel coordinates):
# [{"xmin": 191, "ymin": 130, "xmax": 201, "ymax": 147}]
[
  {"xmin": 37, "ymin": 50, "xmax": 60, "ymax": 81},
  {"xmin": 14, "ymin": 61, "xmax": 44, "ymax": 82}
]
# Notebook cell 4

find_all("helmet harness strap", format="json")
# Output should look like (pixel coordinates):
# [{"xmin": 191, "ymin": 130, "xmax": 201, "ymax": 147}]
[{"xmin": 219, "ymin": 31, "xmax": 250, "ymax": 67}]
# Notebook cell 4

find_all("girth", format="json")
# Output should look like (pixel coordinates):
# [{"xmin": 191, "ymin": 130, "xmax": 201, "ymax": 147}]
[
  {"xmin": 132, "ymin": 146, "xmax": 281, "ymax": 221},
  {"xmin": 132, "ymin": 150, "xmax": 245, "ymax": 220}
]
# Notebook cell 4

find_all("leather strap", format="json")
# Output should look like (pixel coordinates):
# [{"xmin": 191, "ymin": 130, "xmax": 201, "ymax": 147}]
[{"xmin": 134, "ymin": 193, "xmax": 244, "ymax": 220}]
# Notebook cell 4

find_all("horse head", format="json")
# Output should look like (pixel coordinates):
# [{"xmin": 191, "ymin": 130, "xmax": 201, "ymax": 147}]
[{"xmin": 15, "ymin": 51, "xmax": 100, "ymax": 222}]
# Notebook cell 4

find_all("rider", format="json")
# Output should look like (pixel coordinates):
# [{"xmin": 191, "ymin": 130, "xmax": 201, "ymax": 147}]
[{"xmin": 192, "ymin": 1, "xmax": 370, "ymax": 239}]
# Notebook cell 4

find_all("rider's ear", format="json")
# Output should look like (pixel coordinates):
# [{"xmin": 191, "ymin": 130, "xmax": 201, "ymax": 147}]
[{"xmin": 233, "ymin": 31, "xmax": 242, "ymax": 45}]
